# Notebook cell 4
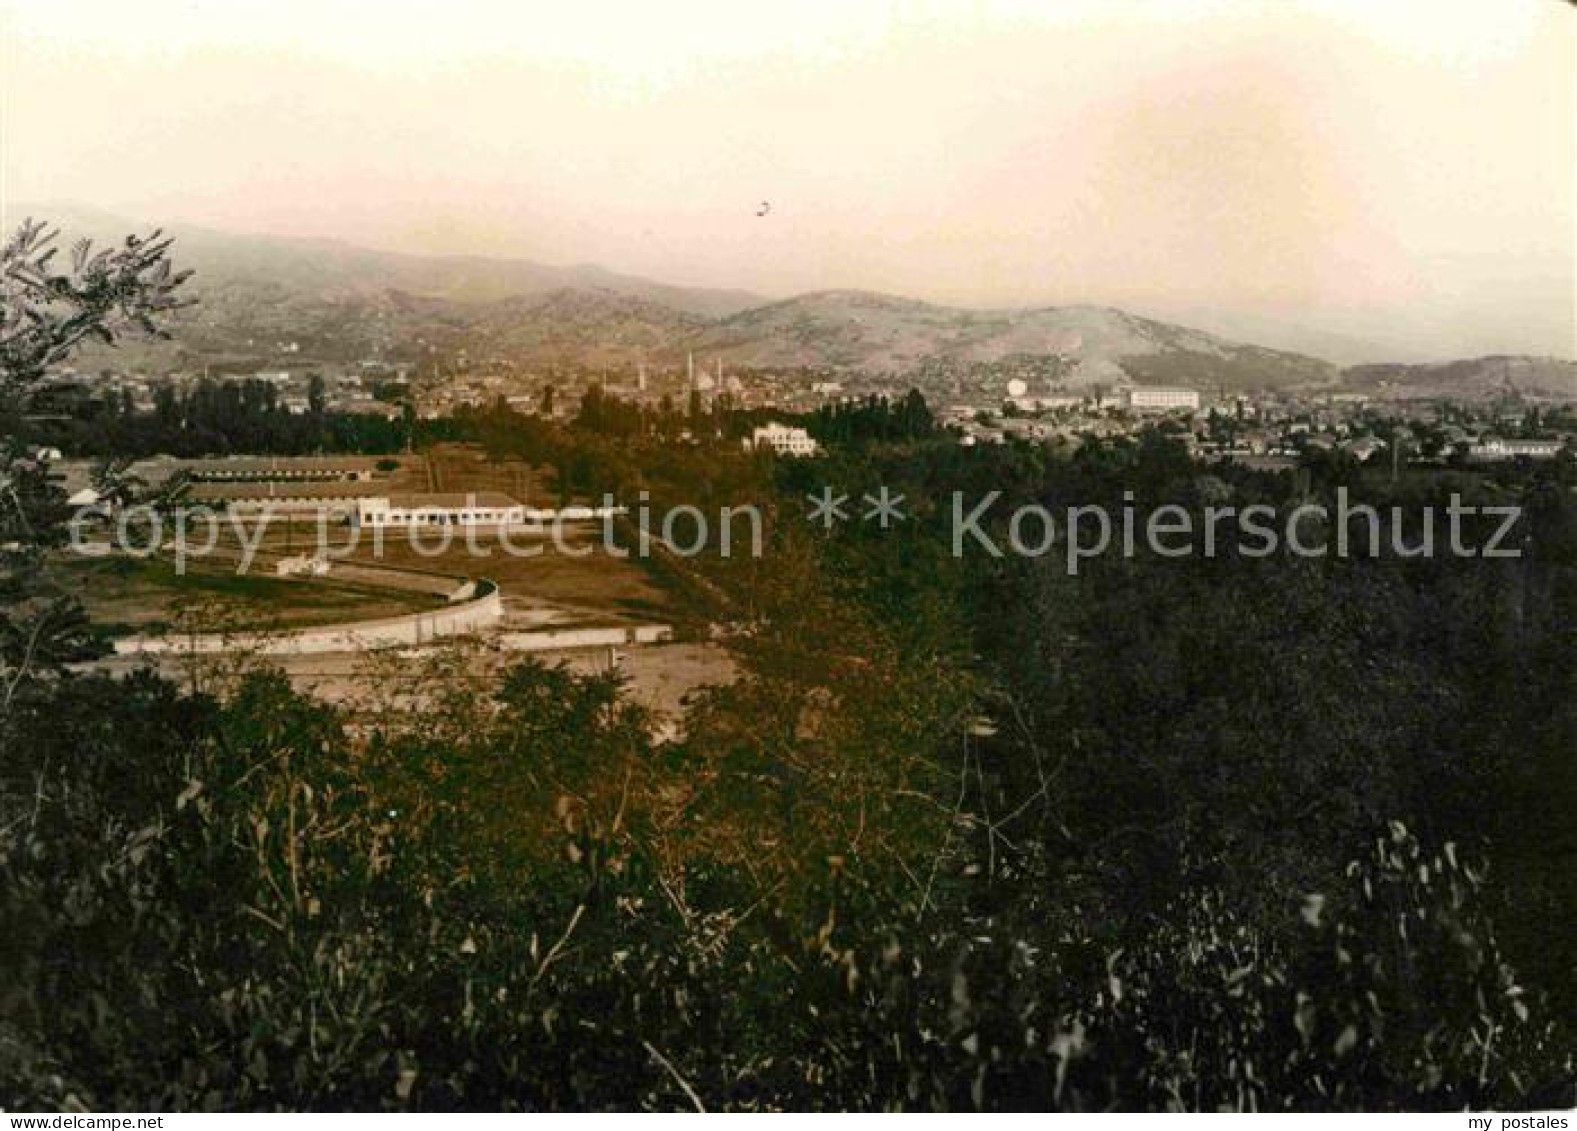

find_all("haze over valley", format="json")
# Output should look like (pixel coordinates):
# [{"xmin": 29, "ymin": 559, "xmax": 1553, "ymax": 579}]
[{"xmin": 24, "ymin": 205, "xmax": 1574, "ymax": 402}]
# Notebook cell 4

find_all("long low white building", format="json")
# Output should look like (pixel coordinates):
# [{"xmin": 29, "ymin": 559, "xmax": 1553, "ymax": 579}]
[
  {"xmin": 351, "ymin": 493, "xmax": 624, "ymax": 528},
  {"xmin": 1125, "ymin": 386, "xmax": 1201, "ymax": 412},
  {"xmin": 1466, "ymin": 438, "xmax": 1567, "ymax": 461}
]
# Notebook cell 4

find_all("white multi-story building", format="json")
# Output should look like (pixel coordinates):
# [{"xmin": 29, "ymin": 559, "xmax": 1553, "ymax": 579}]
[
  {"xmin": 1125, "ymin": 386, "xmax": 1201, "ymax": 412},
  {"xmin": 746, "ymin": 422, "xmax": 820, "ymax": 456}
]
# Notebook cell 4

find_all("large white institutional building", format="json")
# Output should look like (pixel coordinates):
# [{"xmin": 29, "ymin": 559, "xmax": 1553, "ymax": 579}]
[
  {"xmin": 1124, "ymin": 387, "xmax": 1202, "ymax": 412},
  {"xmin": 746, "ymin": 422, "xmax": 820, "ymax": 456}
]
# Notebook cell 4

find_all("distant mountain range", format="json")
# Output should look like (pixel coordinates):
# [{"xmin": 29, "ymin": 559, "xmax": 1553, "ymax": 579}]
[
  {"xmin": 17, "ymin": 203, "xmax": 759, "ymax": 317},
  {"xmin": 679, "ymin": 289, "xmax": 1338, "ymax": 390},
  {"xmin": 14, "ymin": 204, "xmax": 1574, "ymax": 399},
  {"xmin": 1338, "ymin": 356, "xmax": 1577, "ymax": 401}
]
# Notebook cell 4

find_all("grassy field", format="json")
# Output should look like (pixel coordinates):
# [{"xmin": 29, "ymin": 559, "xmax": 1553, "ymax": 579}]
[
  {"xmin": 424, "ymin": 443, "xmax": 560, "ymax": 505},
  {"xmin": 57, "ymin": 553, "xmax": 440, "ymax": 634},
  {"xmin": 330, "ymin": 525, "xmax": 674, "ymax": 624}
]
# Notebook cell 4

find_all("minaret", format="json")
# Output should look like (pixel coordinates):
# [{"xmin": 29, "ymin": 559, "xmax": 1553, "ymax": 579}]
[
  {"xmin": 687, "ymin": 351, "xmax": 695, "ymax": 391},
  {"xmin": 638, "ymin": 358, "xmax": 648, "ymax": 393}
]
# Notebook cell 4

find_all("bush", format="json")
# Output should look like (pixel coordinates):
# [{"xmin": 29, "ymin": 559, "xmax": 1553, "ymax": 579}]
[{"xmin": 2, "ymin": 661, "xmax": 1568, "ymax": 1109}]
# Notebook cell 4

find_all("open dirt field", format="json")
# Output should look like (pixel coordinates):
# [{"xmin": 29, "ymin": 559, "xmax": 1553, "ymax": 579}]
[{"xmin": 422, "ymin": 444, "xmax": 561, "ymax": 504}]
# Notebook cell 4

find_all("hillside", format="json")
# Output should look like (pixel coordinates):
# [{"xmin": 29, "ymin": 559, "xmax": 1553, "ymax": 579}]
[
  {"xmin": 11, "ymin": 203, "xmax": 763, "ymax": 318},
  {"xmin": 41, "ymin": 206, "xmax": 1567, "ymax": 395},
  {"xmin": 1339, "ymin": 356, "xmax": 1577, "ymax": 401},
  {"xmin": 675, "ymin": 290, "xmax": 1339, "ymax": 390},
  {"xmin": 466, "ymin": 289, "xmax": 710, "ymax": 365}
]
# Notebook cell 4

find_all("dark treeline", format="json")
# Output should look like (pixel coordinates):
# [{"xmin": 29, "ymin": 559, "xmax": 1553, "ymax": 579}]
[
  {"xmin": 807, "ymin": 389, "xmax": 938, "ymax": 446},
  {"xmin": 17, "ymin": 374, "xmax": 944, "ymax": 473},
  {"xmin": 780, "ymin": 420, "xmax": 1577, "ymax": 1015},
  {"xmin": 457, "ymin": 389, "xmax": 806, "ymax": 504},
  {"xmin": 13, "ymin": 376, "xmax": 416, "ymax": 457},
  {"xmin": 468, "ymin": 385, "xmax": 942, "ymax": 505}
]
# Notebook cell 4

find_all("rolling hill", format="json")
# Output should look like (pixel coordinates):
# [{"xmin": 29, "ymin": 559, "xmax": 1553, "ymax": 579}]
[
  {"xmin": 673, "ymin": 289, "xmax": 1339, "ymax": 389},
  {"xmin": 1339, "ymin": 356, "xmax": 1577, "ymax": 401},
  {"xmin": 10, "ymin": 203, "xmax": 762, "ymax": 318},
  {"xmin": 17, "ymin": 205, "xmax": 1568, "ymax": 397}
]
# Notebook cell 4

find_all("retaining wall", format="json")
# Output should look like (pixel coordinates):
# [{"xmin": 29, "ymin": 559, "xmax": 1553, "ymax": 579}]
[
  {"xmin": 497, "ymin": 624, "xmax": 673, "ymax": 653},
  {"xmin": 113, "ymin": 580, "xmax": 504, "ymax": 656}
]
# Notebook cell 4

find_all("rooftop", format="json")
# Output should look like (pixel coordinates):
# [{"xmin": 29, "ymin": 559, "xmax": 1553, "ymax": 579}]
[
  {"xmin": 187, "ymin": 482, "xmax": 386, "ymax": 502},
  {"xmin": 374, "ymin": 493, "xmax": 523, "ymax": 510},
  {"xmin": 185, "ymin": 455, "xmax": 392, "ymax": 475}
]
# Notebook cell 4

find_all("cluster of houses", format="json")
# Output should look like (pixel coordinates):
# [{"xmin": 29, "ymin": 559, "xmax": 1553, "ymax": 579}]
[{"xmin": 938, "ymin": 384, "xmax": 1574, "ymax": 467}]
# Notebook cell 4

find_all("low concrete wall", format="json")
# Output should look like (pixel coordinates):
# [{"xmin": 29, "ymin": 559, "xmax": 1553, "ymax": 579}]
[
  {"xmin": 498, "ymin": 624, "xmax": 673, "ymax": 653},
  {"xmin": 113, "ymin": 580, "xmax": 504, "ymax": 656}
]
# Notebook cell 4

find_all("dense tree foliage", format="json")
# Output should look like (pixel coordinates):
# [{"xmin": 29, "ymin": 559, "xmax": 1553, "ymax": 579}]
[
  {"xmin": 12, "ymin": 377, "xmax": 416, "ymax": 458},
  {"xmin": 3, "ymin": 223, "xmax": 194, "ymax": 691}
]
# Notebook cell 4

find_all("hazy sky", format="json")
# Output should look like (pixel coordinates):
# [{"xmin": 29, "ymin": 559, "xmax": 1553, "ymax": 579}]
[{"xmin": 2, "ymin": 0, "xmax": 1573, "ymax": 361}]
